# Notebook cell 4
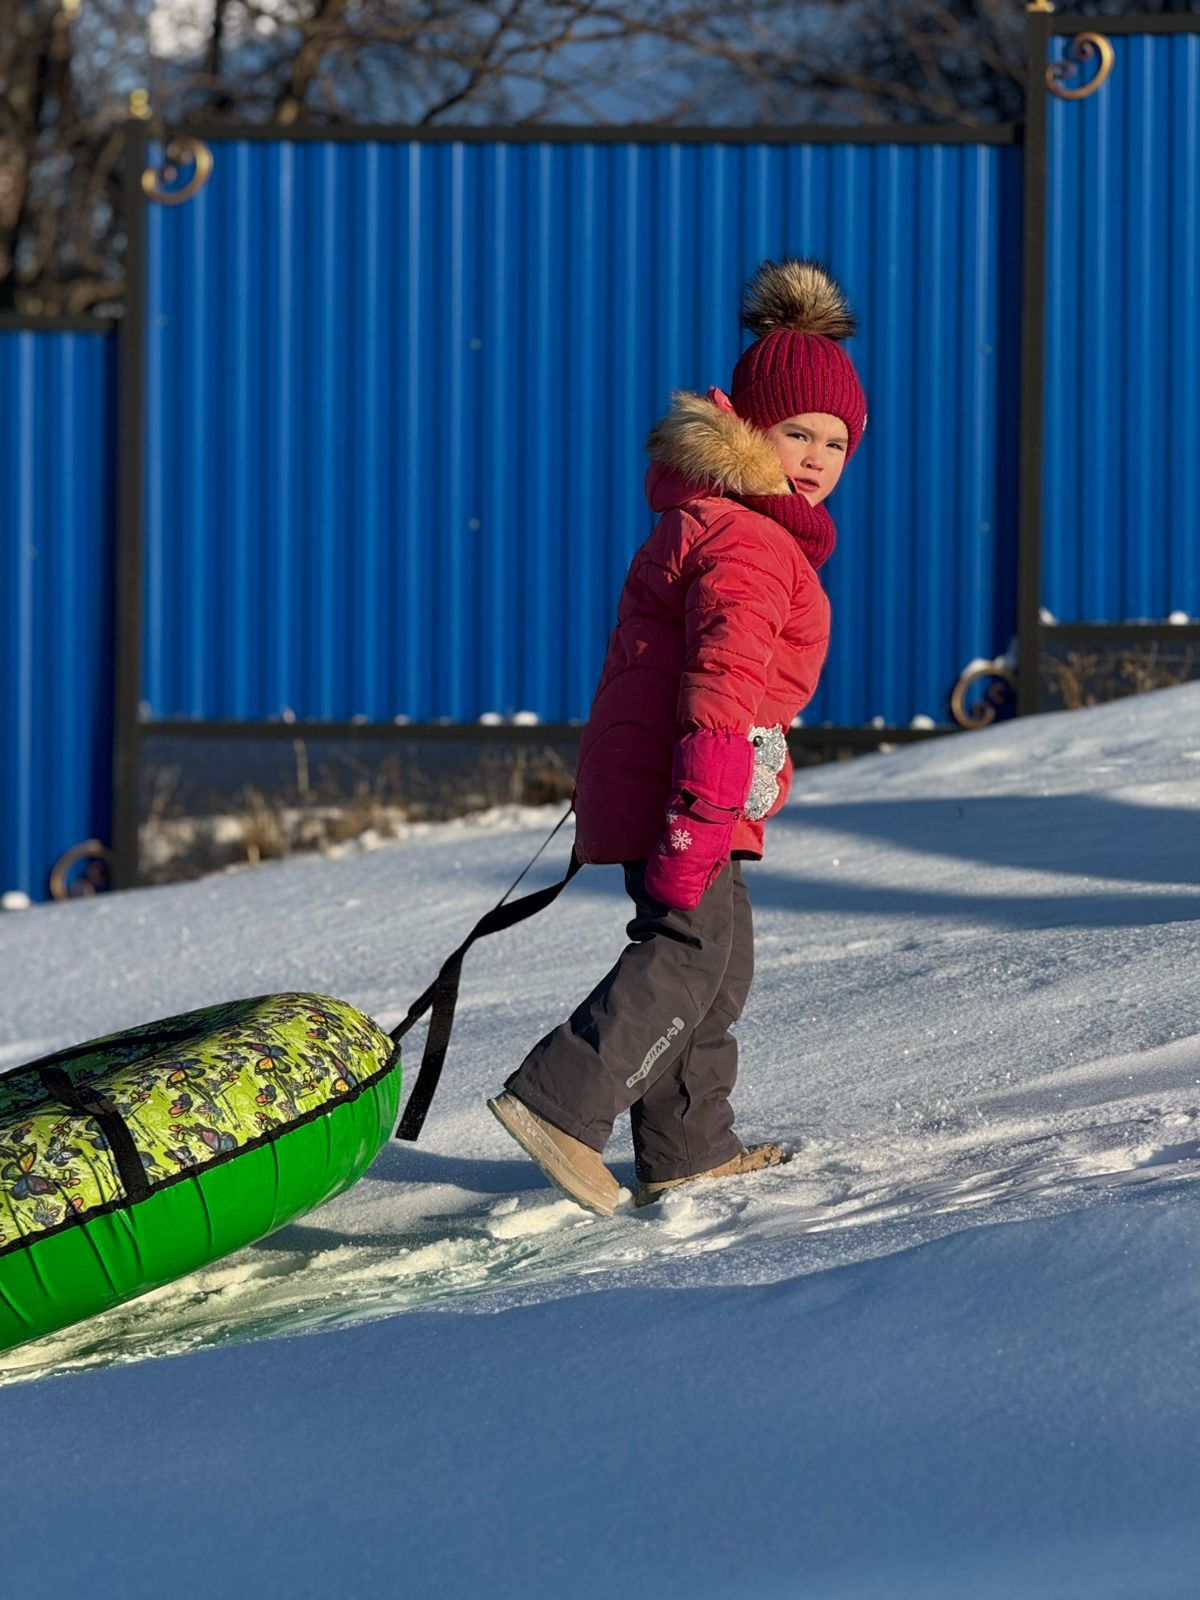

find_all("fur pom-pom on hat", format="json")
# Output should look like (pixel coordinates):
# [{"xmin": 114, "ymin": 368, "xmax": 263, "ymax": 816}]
[{"xmin": 740, "ymin": 257, "xmax": 858, "ymax": 343}]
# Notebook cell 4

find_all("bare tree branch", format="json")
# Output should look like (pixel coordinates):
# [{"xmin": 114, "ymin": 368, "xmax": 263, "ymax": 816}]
[{"xmin": 1, "ymin": 0, "xmax": 1187, "ymax": 316}]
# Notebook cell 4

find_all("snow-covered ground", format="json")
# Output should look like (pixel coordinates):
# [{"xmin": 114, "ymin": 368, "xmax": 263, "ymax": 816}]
[{"xmin": 3, "ymin": 685, "xmax": 1200, "ymax": 1597}]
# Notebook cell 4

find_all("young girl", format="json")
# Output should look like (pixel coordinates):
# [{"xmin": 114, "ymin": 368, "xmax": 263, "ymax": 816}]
[{"xmin": 488, "ymin": 258, "xmax": 868, "ymax": 1215}]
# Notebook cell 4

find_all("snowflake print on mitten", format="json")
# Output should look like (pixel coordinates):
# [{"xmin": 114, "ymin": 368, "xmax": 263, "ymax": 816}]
[{"xmin": 670, "ymin": 827, "xmax": 693, "ymax": 851}]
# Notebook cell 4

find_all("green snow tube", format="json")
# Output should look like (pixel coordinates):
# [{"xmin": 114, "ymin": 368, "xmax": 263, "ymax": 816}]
[{"xmin": 0, "ymin": 992, "xmax": 400, "ymax": 1354}]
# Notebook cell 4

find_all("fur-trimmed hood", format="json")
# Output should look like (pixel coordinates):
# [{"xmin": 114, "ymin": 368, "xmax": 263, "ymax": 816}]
[{"xmin": 644, "ymin": 389, "xmax": 791, "ymax": 513}]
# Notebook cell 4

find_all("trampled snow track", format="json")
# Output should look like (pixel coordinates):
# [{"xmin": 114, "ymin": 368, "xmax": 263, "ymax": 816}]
[
  {"xmin": 6, "ymin": 1086, "xmax": 1199, "ymax": 1389},
  {"xmin": 3, "ymin": 685, "xmax": 1199, "ymax": 1393}
]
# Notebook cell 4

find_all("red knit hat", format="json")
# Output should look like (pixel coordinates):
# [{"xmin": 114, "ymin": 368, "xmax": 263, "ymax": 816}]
[{"xmin": 730, "ymin": 258, "xmax": 868, "ymax": 460}]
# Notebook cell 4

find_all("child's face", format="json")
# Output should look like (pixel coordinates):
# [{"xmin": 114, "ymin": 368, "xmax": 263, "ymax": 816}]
[{"xmin": 763, "ymin": 412, "xmax": 849, "ymax": 505}]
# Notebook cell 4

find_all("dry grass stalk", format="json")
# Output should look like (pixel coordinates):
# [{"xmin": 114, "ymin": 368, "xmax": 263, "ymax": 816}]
[
  {"xmin": 139, "ymin": 741, "xmax": 577, "ymax": 886},
  {"xmin": 1040, "ymin": 644, "xmax": 1200, "ymax": 711}
]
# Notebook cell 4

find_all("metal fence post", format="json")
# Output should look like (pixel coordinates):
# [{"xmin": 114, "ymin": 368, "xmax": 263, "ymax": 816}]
[
  {"xmin": 1017, "ymin": 2, "xmax": 1053, "ymax": 717},
  {"xmin": 111, "ymin": 116, "xmax": 148, "ymax": 891}
]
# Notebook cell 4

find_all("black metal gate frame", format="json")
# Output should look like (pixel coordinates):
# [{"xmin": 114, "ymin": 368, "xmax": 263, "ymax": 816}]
[{"xmin": 108, "ymin": 10, "xmax": 1200, "ymax": 891}]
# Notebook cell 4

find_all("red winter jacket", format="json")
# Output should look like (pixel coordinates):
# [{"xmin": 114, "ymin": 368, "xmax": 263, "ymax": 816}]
[{"xmin": 572, "ymin": 391, "xmax": 832, "ymax": 864}]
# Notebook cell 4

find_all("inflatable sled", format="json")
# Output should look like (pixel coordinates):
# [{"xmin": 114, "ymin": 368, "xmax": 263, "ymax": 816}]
[
  {"xmin": 0, "ymin": 808, "xmax": 582, "ymax": 1356},
  {"xmin": 0, "ymin": 993, "xmax": 399, "ymax": 1353}
]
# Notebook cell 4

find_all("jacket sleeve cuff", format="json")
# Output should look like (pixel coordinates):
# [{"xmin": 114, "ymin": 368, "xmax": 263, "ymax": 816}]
[{"xmin": 670, "ymin": 726, "xmax": 756, "ymax": 814}]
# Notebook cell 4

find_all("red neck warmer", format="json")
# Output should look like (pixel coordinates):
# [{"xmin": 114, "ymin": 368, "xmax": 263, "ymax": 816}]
[{"xmin": 731, "ymin": 483, "xmax": 838, "ymax": 571}]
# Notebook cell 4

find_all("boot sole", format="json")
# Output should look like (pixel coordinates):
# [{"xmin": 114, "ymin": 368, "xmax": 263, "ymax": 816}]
[{"xmin": 487, "ymin": 1095, "xmax": 618, "ymax": 1218}]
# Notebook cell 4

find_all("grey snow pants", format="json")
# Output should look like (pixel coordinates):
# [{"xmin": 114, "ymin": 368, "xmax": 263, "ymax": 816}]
[{"xmin": 503, "ymin": 856, "xmax": 754, "ymax": 1184}]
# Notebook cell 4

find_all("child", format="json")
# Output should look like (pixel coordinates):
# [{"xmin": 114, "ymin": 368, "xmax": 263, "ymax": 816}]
[{"xmin": 489, "ymin": 258, "xmax": 868, "ymax": 1216}]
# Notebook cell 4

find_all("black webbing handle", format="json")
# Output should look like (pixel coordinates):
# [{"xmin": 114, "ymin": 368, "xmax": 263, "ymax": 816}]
[
  {"xmin": 24, "ymin": 1025, "xmax": 206, "ymax": 1076},
  {"xmin": 38, "ymin": 1065, "xmax": 151, "ymax": 1204},
  {"xmin": 392, "ymin": 819, "xmax": 583, "ymax": 1142}
]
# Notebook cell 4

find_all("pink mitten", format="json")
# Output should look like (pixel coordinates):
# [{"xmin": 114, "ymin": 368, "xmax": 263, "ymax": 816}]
[{"xmin": 643, "ymin": 728, "xmax": 755, "ymax": 912}]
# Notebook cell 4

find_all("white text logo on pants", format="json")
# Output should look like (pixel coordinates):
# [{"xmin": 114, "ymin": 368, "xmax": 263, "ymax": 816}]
[{"xmin": 625, "ymin": 1017, "xmax": 687, "ymax": 1089}]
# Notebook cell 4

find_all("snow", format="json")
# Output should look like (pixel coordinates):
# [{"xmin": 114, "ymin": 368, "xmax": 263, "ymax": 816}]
[{"xmin": 3, "ymin": 682, "xmax": 1200, "ymax": 1595}]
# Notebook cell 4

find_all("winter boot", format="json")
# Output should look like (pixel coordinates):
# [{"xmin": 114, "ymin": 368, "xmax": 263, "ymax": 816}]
[
  {"xmin": 487, "ymin": 1092, "xmax": 621, "ymax": 1218},
  {"xmin": 634, "ymin": 1142, "xmax": 790, "ymax": 1208}
]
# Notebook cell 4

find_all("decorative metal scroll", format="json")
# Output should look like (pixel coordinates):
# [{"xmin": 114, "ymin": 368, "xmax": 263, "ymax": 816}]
[
  {"xmin": 142, "ymin": 137, "xmax": 214, "ymax": 206},
  {"xmin": 50, "ymin": 839, "xmax": 115, "ymax": 900},
  {"xmin": 1047, "ymin": 33, "xmax": 1115, "ymax": 101},
  {"xmin": 950, "ymin": 664, "xmax": 1018, "ymax": 730}
]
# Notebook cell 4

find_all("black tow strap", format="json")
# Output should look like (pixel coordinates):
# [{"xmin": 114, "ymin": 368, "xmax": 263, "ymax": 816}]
[
  {"xmin": 391, "ymin": 807, "xmax": 583, "ymax": 1142},
  {"xmin": 37, "ymin": 1065, "xmax": 151, "ymax": 1204}
]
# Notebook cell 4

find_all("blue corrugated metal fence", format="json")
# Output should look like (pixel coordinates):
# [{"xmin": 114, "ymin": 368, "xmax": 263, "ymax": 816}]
[
  {"xmin": 4, "ymin": 23, "xmax": 1199, "ymax": 900},
  {"xmin": 1043, "ymin": 30, "xmax": 1200, "ymax": 621},
  {"xmin": 141, "ymin": 136, "xmax": 1022, "ymax": 730},
  {"xmin": 0, "ymin": 327, "xmax": 117, "ymax": 903}
]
